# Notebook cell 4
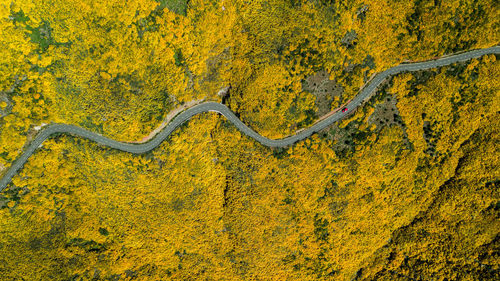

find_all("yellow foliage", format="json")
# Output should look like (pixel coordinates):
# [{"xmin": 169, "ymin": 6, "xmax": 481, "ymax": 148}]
[{"xmin": 0, "ymin": 1, "xmax": 498, "ymax": 280}]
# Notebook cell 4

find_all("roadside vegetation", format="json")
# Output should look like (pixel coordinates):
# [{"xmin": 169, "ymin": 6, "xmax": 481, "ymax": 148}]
[{"xmin": 1, "ymin": 52, "xmax": 498, "ymax": 280}]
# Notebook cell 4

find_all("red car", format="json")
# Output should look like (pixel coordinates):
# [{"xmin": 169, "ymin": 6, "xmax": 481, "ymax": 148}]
[{"xmin": 342, "ymin": 107, "xmax": 348, "ymax": 113}]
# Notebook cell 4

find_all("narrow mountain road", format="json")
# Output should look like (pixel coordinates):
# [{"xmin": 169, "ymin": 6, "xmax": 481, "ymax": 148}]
[{"xmin": 0, "ymin": 46, "xmax": 498, "ymax": 191}]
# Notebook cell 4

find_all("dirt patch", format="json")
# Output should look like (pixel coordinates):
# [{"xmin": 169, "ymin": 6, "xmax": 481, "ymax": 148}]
[
  {"xmin": 302, "ymin": 70, "xmax": 343, "ymax": 117},
  {"xmin": 325, "ymin": 124, "xmax": 358, "ymax": 156},
  {"xmin": 367, "ymin": 93, "xmax": 413, "ymax": 150},
  {"xmin": 203, "ymin": 47, "xmax": 231, "ymax": 83},
  {"xmin": 341, "ymin": 30, "xmax": 357, "ymax": 48},
  {"xmin": 367, "ymin": 94, "xmax": 403, "ymax": 130}
]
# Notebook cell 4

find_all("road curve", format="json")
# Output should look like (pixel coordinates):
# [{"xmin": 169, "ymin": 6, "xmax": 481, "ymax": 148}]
[{"xmin": 0, "ymin": 46, "xmax": 499, "ymax": 192}]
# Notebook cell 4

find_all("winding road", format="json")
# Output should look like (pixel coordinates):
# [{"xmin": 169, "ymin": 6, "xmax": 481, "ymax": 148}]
[{"xmin": 0, "ymin": 46, "xmax": 499, "ymax": 192}]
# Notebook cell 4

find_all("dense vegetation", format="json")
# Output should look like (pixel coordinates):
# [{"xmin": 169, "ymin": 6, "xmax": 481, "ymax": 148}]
[{"xmin": 0, "ymin": 0, "xmax": 498, "ymax": 280}]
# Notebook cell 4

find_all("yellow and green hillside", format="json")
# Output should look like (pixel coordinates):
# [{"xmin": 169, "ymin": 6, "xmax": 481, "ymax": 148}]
[{"xmin": 0, "ymin": 0, "xmax": 498, "ymax": 280}]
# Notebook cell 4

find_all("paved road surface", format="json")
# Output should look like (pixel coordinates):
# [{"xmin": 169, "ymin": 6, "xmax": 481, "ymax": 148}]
[{"xmin": 0, "ymin": 46, "xmax": 498, "ymax": 191}]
